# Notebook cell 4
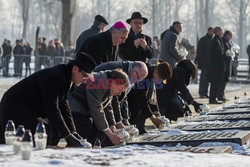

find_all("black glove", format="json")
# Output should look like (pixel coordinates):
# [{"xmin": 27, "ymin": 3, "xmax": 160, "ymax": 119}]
[
  {"xmin": 65, "ymin": 134, "xmax": 83, "ymax": 147},
  {"xmin": 192, "ymin": 101, "xmax": 202, "ymax": 113},
  {"xmin": 73, "ymin": 132, "xmax": 83, "ymax": 140}
]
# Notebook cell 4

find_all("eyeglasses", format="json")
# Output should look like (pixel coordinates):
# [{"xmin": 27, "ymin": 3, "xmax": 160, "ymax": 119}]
[
  {"xmin": 131, "ymin": 22, "xmax": 144, "ymax": 25},
  {"xmin": 81, "ymin": 71, "xmax": 87, "ymax": 77},
  {"xmin": 135, "ymin": 71, "xmax": 140, "ymax": 80}
]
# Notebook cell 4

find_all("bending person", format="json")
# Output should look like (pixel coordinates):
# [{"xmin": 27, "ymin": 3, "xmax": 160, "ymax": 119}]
[
  {"xmin": 69, "ymin": 69, "xmax": 130, "ymax": 146},
  {"xmin": 0, "ymin": 52, "xmax": 96, "ymax": 147},
  {"xmin": 157, "ymin": 59, "xmax": 202, "ymax": 121}
]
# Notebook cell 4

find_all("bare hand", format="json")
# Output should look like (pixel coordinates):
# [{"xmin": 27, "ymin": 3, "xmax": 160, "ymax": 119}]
[
  {"xmin": 138, "ymin": 37, "xmax": 147, "ymax": 48},
  {"xmin": 134, "ymin": 39, "xmax": 140, "ymax": 48},
  {"xmin": 122, "ymin": 119, "xmax": 130, "ymax": 126},
  {"xmin": 109, "ymin": 125, "xmax": 116, "ymax": 133},
  {"xmin": 150, "ymin": 116, "xmax": 163, "ymax": 129},
  {"xmin": 109, "ymin": 133, "xmax": 122, "ymax": 145},
  {"xmin": 115, "ymin": 122, "xmax": 125, "ymax": 129}
]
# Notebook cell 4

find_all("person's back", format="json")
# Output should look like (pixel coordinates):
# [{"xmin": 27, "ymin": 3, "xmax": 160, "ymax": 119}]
[
  {"xmin": 160, "ymin": 21, "xmax": 183, "ymax": 68},
  {"xmin": 75, "ymin": 15, "xmax": 108, "ymax": 54}
]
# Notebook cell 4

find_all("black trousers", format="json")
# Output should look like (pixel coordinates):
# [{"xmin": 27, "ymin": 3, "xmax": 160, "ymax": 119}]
[
  {"xmin": 209, "ymin": 81, "xmax": 221, "ymax": 102},
  {"xmin": 199, "ymin": 68, "xmax": 209, "ymax": 96},
  {"xmin": 217, "ymin": 82, "xmax": 227, "ymax": 99},
  {"xmin": 72, "ymin": 112, "xmax": 112, "ymax": 147}
]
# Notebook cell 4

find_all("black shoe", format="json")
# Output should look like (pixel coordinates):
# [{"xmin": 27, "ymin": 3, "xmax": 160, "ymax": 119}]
[
  {"xmin": 200, "ymin": 94, "xmax": 209, "ymax": 99},
  {"xmin": 209, "ymin": 100, "xmax": 222, "ymax": 104},
  {"xmin": 218, "ymin": 97, "xmax": 229, "ymax": 102}
]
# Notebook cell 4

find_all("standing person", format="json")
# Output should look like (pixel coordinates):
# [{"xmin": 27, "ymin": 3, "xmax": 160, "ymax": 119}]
[
  {"xmin": 0, "ymin": 52, "xmax": 96, "ymax": 147},
  {"xmin": 13, "ymin": 39, "xmax": 25, "ymax": 77},
  {"xmin": 218, "ymin": 30, "xmax": 233, "ymax": 101},
  {"xmin": 47, "ymin": 40, "xmax": 56, "ymax": 67},
  {"xmin": 38, "ymin": 37, "xmax": 48, "ymax": 69},
  {"xmin": 160, "ymin": 21, "xmax": 184, "ymax": 68},
  {"xmin": 247, "ymin": 44, "xmax": 250, "ymax": 79},
  {"xmin": 24, "ymin": 42, "xmax": 33, "ymax": 77},
  {"xmin": 1, "ymin": 40, "xmax": 12, "ymax": 77},
  {"xmin": 195, "ymin": 27, "xmax": 214, "ymax": 98},
  {"xmin": 75, "ymin": 15, "xmax": 108, "ymax": 54},
  {"xmin": 208, "ymin": 27, "xmax": 227, "ymax": 104},
  {"xmin": 119, "ymin": 12, "xmax": 154, "ymax": 62},
  {"xmin": 77, "ymin": 21, "xmax": 129, "ymax": 65}
]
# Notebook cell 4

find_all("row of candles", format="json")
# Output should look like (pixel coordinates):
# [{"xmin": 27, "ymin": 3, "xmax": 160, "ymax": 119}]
[
  {"xmin": 4, "ymin": 120, "xmax": 47, "ymax": 160},
  {"xmin": 4, "ymin": 116, "xmax": 170, "ymax": 160}
]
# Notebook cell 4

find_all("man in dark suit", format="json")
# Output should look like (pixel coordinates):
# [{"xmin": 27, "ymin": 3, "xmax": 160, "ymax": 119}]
[
  {"xmin": 119, "ymin": 12, "xmax": 154, "ymax": 62},
  {"xmin": 195, "ymin": 27, "xmax": 214, "ymax": 98},
  {"xmin": 208, "ymin": 27, "xmax": 227, "ymax": 104},
  {"xmin": 0, "ymin": 52, "xmax": 96, "ymax": 147},
  {"xmin": 75, "ymin": 15, "xmax": 108, "ymax": 54},
  {"xmin": 77, "ymin": 21, "xmax": 128, "ymax": 65}
]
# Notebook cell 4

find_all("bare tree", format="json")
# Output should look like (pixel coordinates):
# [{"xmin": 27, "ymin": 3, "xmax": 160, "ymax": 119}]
[
  {"xmin": 19, "ymin": 0, "xmax": 30, "ymax": 39},
  {"xmin": 60, "ymin": 0, "xmax": 76, "ymax": 47}
]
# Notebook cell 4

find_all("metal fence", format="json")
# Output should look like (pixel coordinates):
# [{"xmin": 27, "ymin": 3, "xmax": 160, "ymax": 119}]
[{"xmin": 0, "ymin": 54, "xmax": 72, "ymax": 77}]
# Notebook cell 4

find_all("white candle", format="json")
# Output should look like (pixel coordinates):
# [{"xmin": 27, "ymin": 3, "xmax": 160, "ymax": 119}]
[
  {"xmin": 13, "ymin": 141, "xmax": 21, "ymax": 154},
  {"xmin": 5, "ymin": 136, "xmax": 16, "ymax": 145},
  {"xmin": 21, "ymin": 148, "xmax": 31, "ymax": 160},
  {"xmin": 35, "ymin": 138, "xmax": 46, "ymax": 150},
  {"xmin": 21, "ymin": 142, "xmax": 32, "ymax": 160}
]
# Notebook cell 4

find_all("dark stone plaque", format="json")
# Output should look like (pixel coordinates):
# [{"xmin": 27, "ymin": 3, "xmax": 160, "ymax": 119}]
[
  {"xmin": 164, "ymin": 146, "xmax": 232, "ymax": 154},
  {"xmin": 192, "ymin": 114, "xmax": 250, "ymax": 122},
  {"xmin": 127, "ymin": 131, "xmax": 250, "ymax": 146},
  {"xmin": 207, "ymin": 108, "xmax": 250, "ymax": 115},
  {"xmin": 172, "ymin": 122, "xmax": 250, "ymax": 131}
]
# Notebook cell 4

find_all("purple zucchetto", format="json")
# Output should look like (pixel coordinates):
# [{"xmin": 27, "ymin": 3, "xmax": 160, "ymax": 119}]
[{"xmin": 111, "ymin": 21, "xmax": 127, "ymax": 29}]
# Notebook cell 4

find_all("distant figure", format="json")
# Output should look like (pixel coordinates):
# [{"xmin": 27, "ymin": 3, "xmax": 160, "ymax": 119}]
[
  {"xmin": 13, "ymin": 39, "xmax": 25, "ymax": 77},
  {"xmin": 119, "ymin": 12, "xmax": 154, "ymax": 62},
  {"xmin": 24, "ymin": 42, "xmax": 33, "ymax": 77},
  {"xmin": 247, "ymin": 44, "xmax": 250, "ymax": 79},
  {"xmin": 75, "ymin": 15, "xmax": 108, "ymax": 54},
  {"xmin": 160, "ymin": 21, "xmax": 184, "ymax": 68},
  {"xmin": 1, "ymin": 39, "xmax": 12, "ymax": 77},
  {"xmin": 195, "ymin": 27, "xmax": 214, "ymax": 98},
  {"xmin": 208, "ymin": 26, "xmax": 226, "ymax": 104},
  {"xmin": 218, "ymin": 30, "xmax": 233, "ymax": 102}
]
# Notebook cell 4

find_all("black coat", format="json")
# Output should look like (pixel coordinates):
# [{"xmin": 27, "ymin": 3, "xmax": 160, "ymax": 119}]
[
  {"xmin": 75, "ymin": 25, "xmax": 101, "ymax": 54},
  {"xmin": 119, "ymin": 28, "xmax": 154, "ymax": 62},
  {"xmin": 0, "ymin": 64, "xmax": 76, "ymax": 143},
  {"xmin": 128, "ymin": 65, "xmax": 159, "ymax": 121},
  {"xmin": 222, "ymin": 36, "xmax": 232, "ymax": 82},
  {"xmin": 156, "ymin": 67, "xmax": 194, "ymax": 121},
  {"xmin": 195, "ymin": 33, "xmax": 213, "ymax": 69},
  {"xmin": 77, "ymin": 30, "xmax": 117, "ymax": 65},
  {"xmin": 207, "ymin": 35, "xmax": 227, "ymax": 83}
]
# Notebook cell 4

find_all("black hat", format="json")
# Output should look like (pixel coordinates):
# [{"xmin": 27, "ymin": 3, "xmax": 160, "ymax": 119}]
[
  {"xmin": 74, "ymin": 52, "xmax": 96, "ymax": 79},
  {"xmin": 126, "ymin": 12, "xmax": 148, "ymax": 24},
  {"xmin": 95, "ymin": 15, "xmax": 108, "ymax": 25}
]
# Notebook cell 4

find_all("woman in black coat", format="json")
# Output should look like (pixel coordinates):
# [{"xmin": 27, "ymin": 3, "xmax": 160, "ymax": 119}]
[{"xmin": 157, "ymin": 59, "xmax": 202, "ymax": 121}]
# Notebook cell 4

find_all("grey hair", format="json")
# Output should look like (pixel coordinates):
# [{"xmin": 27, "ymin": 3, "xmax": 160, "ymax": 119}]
[{"xmin": 132, "ymin": 61, "xmax": 148, "ymax": 74}]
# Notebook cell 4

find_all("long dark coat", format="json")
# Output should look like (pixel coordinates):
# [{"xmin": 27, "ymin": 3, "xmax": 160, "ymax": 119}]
[
  {"xmin": 207, "ymin": 35, "xmax": 227, "ymax": 83},
  {"xmin": 0, "ymin": 64, "xmax": 76, "ymax": 144},
  {"xmin": 119, "ymin": 28, "xmax": 154, "ymax": 62},
  {"xmin": 222, "ymin": 36, "xmax": 232, "ymax": 82},
  {"xmin": 77, "ymin": 30, "xmax": 117, "ymax": 65},
  {"xmin": 75, "ymin": 25, "xmax": 101, "ymax": 54},
  {"xmin": 195, "ymin": 33, "xmax": 213, "ymax": 69},
  {"xmin": 156, "ymin": 67, "xmax": 194, "ymax": 121}
]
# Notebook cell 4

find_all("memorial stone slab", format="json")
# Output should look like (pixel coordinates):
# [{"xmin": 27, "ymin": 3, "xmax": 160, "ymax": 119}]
[
  {"xmin": 207, "ymin": 108, "xmax": 250, "ymax": 115},
  {"xmin": 172, "ymin": 122, "xmax": 250, "ymax": 131},
  {"xmin": 127, "ymin": 131, "xmax": 250, "ymax": 146},
  {"xmin": 164, "ymin": 146, "xmax": 232, "ymax": 154},
  {"xmin": 192, "ymin": 114, "xmax": 250, "ymax": 122}
]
